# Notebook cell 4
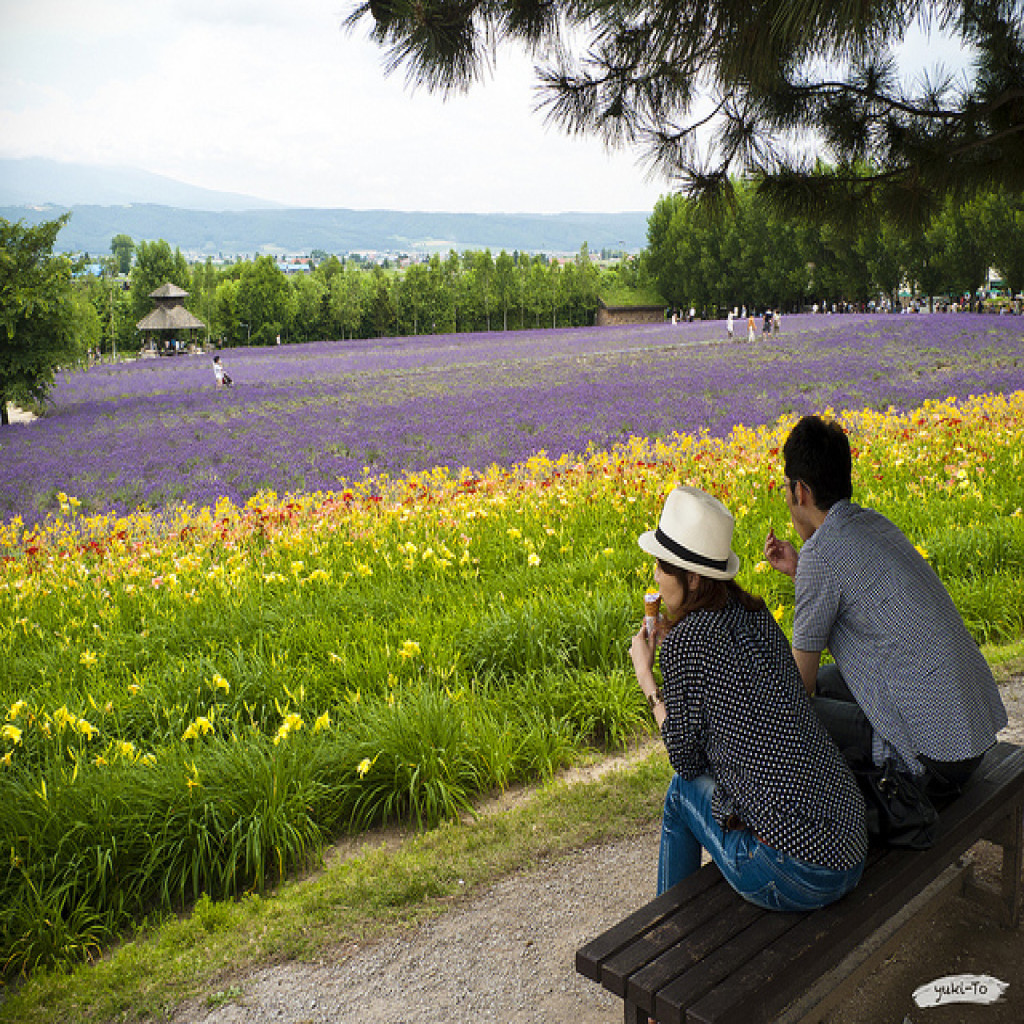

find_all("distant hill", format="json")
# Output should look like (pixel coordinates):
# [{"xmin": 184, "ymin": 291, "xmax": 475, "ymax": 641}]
[
  {"xmin": 0, "ymin": 158, "xmax": 285, "ymax": 212},
  {"xmin": 0, "ymin": 158, "xmax": 652, "ymax": 256},
  {"xmin": 0, "ymin": 204, "xmax": 651, "ymax": 258}
]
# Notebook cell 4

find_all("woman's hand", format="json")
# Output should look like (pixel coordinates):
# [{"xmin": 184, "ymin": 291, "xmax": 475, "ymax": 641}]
[
  {"xmin": 630, "ymin": 624, "xmax": 667, "ymax": 727},
  {"xmin": 630, "ymin": 624, "xmax": 658, "ymax": 681}
]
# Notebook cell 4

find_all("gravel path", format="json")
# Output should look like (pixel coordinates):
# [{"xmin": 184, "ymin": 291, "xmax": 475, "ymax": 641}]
[
  {"xmin": 172, "ymin": 836, "xmax": 659, "ymax": 1024},
  {"xmin": 164, "ymin": 674, "xmax": 1021, "ymax": 1024}
]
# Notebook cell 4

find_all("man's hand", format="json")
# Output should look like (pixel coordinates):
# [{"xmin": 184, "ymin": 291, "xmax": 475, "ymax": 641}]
[{"xmin": 764, "ymin": 527, "xmax": 799, "ymax": 578}]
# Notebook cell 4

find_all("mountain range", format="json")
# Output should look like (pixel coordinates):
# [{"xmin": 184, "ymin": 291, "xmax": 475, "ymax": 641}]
[{"xmin": 0, "ymin": 158, "xmax": 651, "ymax": 257}]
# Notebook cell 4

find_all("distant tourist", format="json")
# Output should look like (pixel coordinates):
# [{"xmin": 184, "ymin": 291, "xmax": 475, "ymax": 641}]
[
  {"xmin": 212, "ymin": 355, "xmax": 233, "ymax": 389},
  {"xmin": 747, "ymin": 313, "xmax": 756, "ymax": 343},
  {"xmin": 727, "ymin": 310, "xmax": 734, "ymax": 340}
]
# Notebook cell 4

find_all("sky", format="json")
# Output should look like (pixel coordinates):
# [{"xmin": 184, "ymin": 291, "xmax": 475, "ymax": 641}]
[{"xmin": 0, "ymin": 0, "xmax": 972, "ymax": 215}]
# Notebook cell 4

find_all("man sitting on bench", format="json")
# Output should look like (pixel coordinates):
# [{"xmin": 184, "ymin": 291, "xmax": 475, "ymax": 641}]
[{"xmin": 763, "ymin": 415, "xmax": 1007, "ymax": 796}]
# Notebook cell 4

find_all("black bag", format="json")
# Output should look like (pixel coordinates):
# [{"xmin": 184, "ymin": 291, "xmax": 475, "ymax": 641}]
[{"xmin": 850, "ymin": 757, "xmax": 938, "ymax": 850}]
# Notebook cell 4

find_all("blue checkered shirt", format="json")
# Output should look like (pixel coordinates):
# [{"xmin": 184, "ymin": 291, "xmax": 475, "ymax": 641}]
[{"xmin": 793, "ymin": 501, "xmax": 1007, "ymax": 773}]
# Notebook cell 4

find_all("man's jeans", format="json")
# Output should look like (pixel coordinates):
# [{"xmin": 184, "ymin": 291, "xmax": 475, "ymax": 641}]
[
  {"xmin": 657, "ymin": 774, "xmax": 864, "ymax": 911},
  {"xmin": 811, "ymin": 664, "xmax": 875, "ymax": 760},
  {"xmin": 812, "ymin": 664, "xmax": 982, "ymax": 793}
]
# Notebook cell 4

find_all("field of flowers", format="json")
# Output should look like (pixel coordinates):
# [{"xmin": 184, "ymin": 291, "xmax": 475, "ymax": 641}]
[
  {"xmin": 1, "ymin": 312, "xmax": 1022, "ymax": 527},
  {"xmin": 1, "ymin": 314, "xmax": 1023, "ymax": 979}
]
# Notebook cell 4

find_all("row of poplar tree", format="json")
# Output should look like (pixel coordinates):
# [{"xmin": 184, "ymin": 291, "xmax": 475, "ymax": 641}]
[
  {"xmin": 646, "ymin": 181, "xmax": 1024, "ymax": 316},
  {"xmin": 77, "ymin": 243, "xmax": 614, "ymax": 353}
]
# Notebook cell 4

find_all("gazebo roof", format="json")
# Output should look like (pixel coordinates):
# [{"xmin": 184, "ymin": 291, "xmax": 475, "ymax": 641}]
[
  {"xmin": 136, "ymin": 305, "xmax": 207, "ymax": 331},
  {"xmin": 137, "ymin": 280, "xmax": 205, "ymax": 333},
  {"xmin": 149, "ymin": 282, "xmax": 190, "ymax": 299}
]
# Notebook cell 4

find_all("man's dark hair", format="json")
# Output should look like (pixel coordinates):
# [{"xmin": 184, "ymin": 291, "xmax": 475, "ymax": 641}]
[{"xmin": 783, "ymin": 416, "xmax": 853, "ymax": 510}]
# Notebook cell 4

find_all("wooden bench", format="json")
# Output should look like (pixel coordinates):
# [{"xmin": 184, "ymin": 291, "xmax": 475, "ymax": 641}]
[{"xmin": 576, "ymin": 740, "xmax": 1024, "ymax": 1024}]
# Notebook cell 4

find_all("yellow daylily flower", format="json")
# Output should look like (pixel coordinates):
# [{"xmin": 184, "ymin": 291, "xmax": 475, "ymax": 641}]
[{"xmin": 399, "ymin": 640, "xmax": 421, "ymax": 659}]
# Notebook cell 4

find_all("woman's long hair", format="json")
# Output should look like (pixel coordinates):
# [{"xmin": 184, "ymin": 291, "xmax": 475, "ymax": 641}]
[{"xmin": 657, "ymin": 559, "xmax": 766, "ymax": 622}]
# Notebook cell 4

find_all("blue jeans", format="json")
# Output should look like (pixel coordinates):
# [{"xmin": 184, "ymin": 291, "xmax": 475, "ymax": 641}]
[{"xmin": 657, "ymin": 774, "xmax": 864, "ymax": 911}]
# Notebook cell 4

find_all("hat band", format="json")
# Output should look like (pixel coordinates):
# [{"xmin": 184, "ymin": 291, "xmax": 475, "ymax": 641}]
[{"xmin": 655, "ymin": 527, "xmax": 729, "ymax": 572}]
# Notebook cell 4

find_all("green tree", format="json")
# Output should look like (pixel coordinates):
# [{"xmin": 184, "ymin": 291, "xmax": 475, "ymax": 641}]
[
  {"xmin": 110, "ymin": 233, "xmax": 135, "ymax": 275},
  {"xmin": 546, "ymin": 261, "xmax": 565, "ymax": 328},
  {"xmin": 468, "ymin": 249, "xmax": 495, "ymax": 331},
  {"xmin": 290, "ymin": 272, "xmax": 328, "ymax": 342},
  {"xmin": 428, "ymin": 253, "xmax": 455, "ymax": 333},
  {"xmin": 394, "ymin": 261, "xmax": 432, "ymax": 335},
  {"xmin": 860, "ymin": 218, "xmax": 913, "ymax": 309},
  {"xmin": 0, "ymin": 215, "xmax": 77, "ymax": 425},
  {"xmin": 978, "ymin": 186, "xmax": 1024, "ymax": 296},
  {"xmin": 494, "ymin": 249, "xmax": 516, "ymax": 331},
  {"xmin": 129, "ymin": 240, "xmax": 189, "ymax": 324},
  {"xmin": 926, "ymin": 196, "xmax": 990, "ymax": 301},
  {"xmin": 213, "ymin": 278, "xmax": 242, "ymax": 346},
  {"xmin": 188, "ymin": 258, "xmax": 222, "ymax": 346},
  {"xmin": 527, "ymin": 256, "xmax": 548, "ymax": 327},
  {"xmin": 905, "ymin": 233, "xmax": 947, "ymax": 305},
  {"xmin": 351, "ymin": 1, "xmax": 1024, "ymax": 226},
  {"xmin": 236, "ymin": 255, "xmax": 293, "ymax": 345},
  {"xmin": 71, "ymin": 288, "xmax": 103, "ymax": 358},
  {"xmin": 571, "ymin": 243, "xmax": 601, "ymax": 324},
  {"xmin": 330, "ymin": 265, "xmax": 368, "ymax": 340},
  {"xmin": 443, "ymin": 251, "xmax": 466, "ymax": 332},
  {"xmin": 647, "ymin": 193, "xmax": 706, "ymax": 310},
  {"xmin": 361, "ymin": 272, "xmax": 397, "ymax": 338}
]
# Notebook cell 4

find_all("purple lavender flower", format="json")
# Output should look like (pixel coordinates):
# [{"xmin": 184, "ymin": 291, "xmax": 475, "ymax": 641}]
[{"xmin": 2, "ymin": 314, "xmax": 1022, "ymax": 527}]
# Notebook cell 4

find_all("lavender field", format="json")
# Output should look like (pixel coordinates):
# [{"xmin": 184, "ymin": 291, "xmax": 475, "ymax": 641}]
[{"xmin": 2, "ymin": 313, "xmax": 1023, "ymax": 527}]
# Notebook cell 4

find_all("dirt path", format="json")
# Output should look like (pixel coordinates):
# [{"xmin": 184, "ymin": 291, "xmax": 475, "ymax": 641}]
[{"xmin": 166, "ymin": 676, "xmax": 1024, "ymax": 1024}]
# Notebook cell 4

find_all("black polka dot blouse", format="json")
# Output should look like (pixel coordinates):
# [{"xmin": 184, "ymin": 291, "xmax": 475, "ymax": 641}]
[{"xmin": 658, "ymin": 598, "xmax": 867, "ymax": 871}]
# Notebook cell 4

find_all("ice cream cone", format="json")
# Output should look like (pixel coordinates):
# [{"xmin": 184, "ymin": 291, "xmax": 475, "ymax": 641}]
[{"xmin": 644, "ymin": 591, "xmax": 661, "ymax": 634}]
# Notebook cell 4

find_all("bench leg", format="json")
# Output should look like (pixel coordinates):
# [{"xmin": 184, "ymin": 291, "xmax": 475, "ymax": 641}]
[
  {"xmin": 1000, "ymin": 800, "xmax": 1023, "ymax": 928},
  {"xmin": 624, "ymin": 997, "xmax": 649, "ymax": 1023}
]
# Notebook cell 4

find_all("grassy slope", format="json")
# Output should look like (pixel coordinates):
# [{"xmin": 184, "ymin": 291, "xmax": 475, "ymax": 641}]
[{"xmin": 2, "ymin": 647, "xmax": 1021, "ymax": 1024}]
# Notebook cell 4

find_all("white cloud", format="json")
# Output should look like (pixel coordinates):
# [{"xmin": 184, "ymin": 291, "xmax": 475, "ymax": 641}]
[
  {"xmin": 0, "ymin": 1, "xmax": 973, "ymax": 214},
  {"xmin": 0, "ymin": 0, "xmax": 666, "ymax": 212}
]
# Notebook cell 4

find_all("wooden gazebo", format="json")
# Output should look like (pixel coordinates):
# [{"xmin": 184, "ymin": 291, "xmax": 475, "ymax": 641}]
[{"xmin": 137, "ymin": 283, "xmax": 206, "ymax": 356}]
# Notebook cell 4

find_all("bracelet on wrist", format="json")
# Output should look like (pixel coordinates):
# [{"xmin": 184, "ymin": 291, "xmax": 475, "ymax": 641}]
[{"xmin": 646, "ymin": 689, "xmax": 663, "ymax": 714}]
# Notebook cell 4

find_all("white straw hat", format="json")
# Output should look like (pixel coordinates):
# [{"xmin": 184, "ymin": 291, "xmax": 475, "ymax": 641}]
[{"xmin": 638, "ymin": 485, "xmax": 740, "ymax": 580}]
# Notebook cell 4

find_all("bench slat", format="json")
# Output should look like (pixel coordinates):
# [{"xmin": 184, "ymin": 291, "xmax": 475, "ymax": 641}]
[
  {"xmin": 603, "ymin": 881, "xmax": 756, "ymax": 997},
  {"xmin": 679, "ymin": 849, "xmax": 942, "ymax": 1023},
  {"xmin": 628, "ymin": 900, "xmax": 788, "ymax": 1015},
  {"xmin": 575, "ymin": 864, "xmax": 723, "ymax": 981},
  {"xmin": 650, "ymin": 912, "xmax": 802, "ymax": 1022}
]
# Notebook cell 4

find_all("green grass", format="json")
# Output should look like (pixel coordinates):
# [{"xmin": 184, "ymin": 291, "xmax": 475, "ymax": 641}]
[
  {"xmin": 0, "ymin": 745, "xmax": 673, "ymax": 1024},
  {"xmin": 597, "ymin": 282, "xmax": 668, "ymax": 307}
]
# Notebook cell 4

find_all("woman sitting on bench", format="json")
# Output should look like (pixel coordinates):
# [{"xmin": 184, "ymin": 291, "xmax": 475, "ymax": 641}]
[{"xmin": 629, "ymin": 485, "xmax": 867, "ymax": 911}]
